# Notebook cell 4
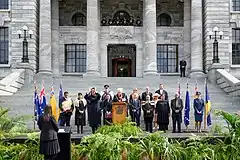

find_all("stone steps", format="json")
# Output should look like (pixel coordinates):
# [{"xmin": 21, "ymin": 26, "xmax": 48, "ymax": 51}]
[{"xmin": 0, "ymin": 76, "xmax": 239, "ymax": 134}]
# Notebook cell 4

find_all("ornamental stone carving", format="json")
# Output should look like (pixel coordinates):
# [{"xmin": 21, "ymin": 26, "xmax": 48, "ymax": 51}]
[
  {"xmin": 230, "ymin": 13, "xmax": 240, "ymax": 28},
  {"xmin": 109, "ymin": 26, "xmax": 134, "ymax": 40},
  {"xmin": 0, "ymin": 12, "xmax": 11, "ymax": 26}
]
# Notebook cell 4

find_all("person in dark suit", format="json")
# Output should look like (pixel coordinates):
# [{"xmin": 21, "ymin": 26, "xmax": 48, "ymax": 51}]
[
  {"xmin": 142, "ymin": 95, "xmax": 155, "ymax": 133},
  {"xmin": 38, "ymin": 105, "xmax": 60, "ymax": 160},
  {"xmin": 194, "ymin": 92, "xmax": 204, "ymax": 133},
  {"xmin": 155, "ymin": 84, "xmax": 168, "ymax": 101},
  {"xmin": 101, "ymin": 94, "xmax": 112, "ymax": 125},
  {"xmin": 129, "ymin": 93, "xmax": 141, "ymax": 127},
  {"xmin": 74, "ymin": 93, "xmax": 87, "ymax": 134},
  {"xmin": 141, "ymin": 86, "xmax": 153, "ymax": 101},
  {"xmin": 59, "ymin": 91, "xmax": 74, "ymax": 126},
  {"xmin": 171, "ymin": 93, "xmax": 184, "ymax": 133},
  {"xmin": 155, "ymin": 95, "xmax": 170, "ymax": 132},
  {"xmin": 84, "ymin": 87, "xmax": 101, "ymax": 133},
  {"xmin": 180, "ymin": 59, "xmax": 187, "ymax": 77}
]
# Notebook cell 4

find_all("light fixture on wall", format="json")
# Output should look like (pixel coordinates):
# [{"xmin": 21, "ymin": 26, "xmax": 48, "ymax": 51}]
[
  {"xmin": 17, "ymin": 26, "xmax": 33, "ymax": 63},
  {"xmin": 208, "ymin": 27, "xmax": 223, "ymax": 63}
]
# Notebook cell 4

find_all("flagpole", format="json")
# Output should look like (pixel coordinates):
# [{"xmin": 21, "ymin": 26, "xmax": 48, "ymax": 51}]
[
  {"xmin": 33, "ymin": 79, "xmax": 36, "ymax": 130},
  {"xmin": 186, "ymin": 78, "xmax": 189, "ymax": 131},
  {"xmin": 204, "ymin": 78, "xmax": 207, "ymax": 130}
]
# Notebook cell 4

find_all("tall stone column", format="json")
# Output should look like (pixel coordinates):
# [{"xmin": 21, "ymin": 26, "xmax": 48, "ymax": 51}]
[
  {"xmin": 143, "ymin": 0, "xmax": 158, "ymax": 76},
  {"xmin": 39, "ymin": 0, "xmax": 52, "ymax": 74},
  {"xmin": 87, "ymin": 0, "xmax": 100, "ymax": 76},
  {"xmin": 51, "ymin": 0, "xmax": 60, "ymax": 76},
  {"xmin": 190, "ymin": 0, "xmax": 204, "ymax": 76}
]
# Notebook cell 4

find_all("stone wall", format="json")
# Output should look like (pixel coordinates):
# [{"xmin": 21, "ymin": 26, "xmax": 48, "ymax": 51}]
[
  {"xmin": 100, "ymin": 26, "xmax": 143, "ymax": 77},
  {"xmin": 59, "ymin": 26, "xmax": 87, "ymax": 74},
  {"xmin": 156, "ymin": 27, "xmax": 185, "ymax": 73},
  {"xmin": 11, "ymin": 0, "xmax": 39, "ymax": 72},
  {"xmin": 0, "ymin": 9, "xmax": 11, "ymax": 77},
  {"xmin": 59, "ymin": 0, "xmax": 87, "ymax": 26},
  {"xmin": 156, "ymin": 0, "xmax": 184, "ymax": 26},
  {"xmin": 202, "ymin": 0, "xmax": 230, "ymax": 72}
]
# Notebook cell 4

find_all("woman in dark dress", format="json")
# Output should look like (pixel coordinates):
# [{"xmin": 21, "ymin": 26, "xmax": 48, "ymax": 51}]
[
  {"xmin": 155, "ymin": 95, "xmax": 170, "ymax": 132},
  {"xmin": 74, "ymin": 93, "xmax": 87, "ymax": 134},
  {"xmin": 38, "ymin": 105, "xmax": 60, "ymax": 160},
  {"xmin": 101, "ymin": 94, "xmax": 112, "ymax": 125},
  {"xmin": 84, "ymin": 87, "xmax": 101, "ymax": 134},
  {"xmin": 194, "ymin": 92, "xmax": 204, "ymax": 133},
  {"xmin": 142, "ymin": 95, "xmax": 155, "ymax": 133}
]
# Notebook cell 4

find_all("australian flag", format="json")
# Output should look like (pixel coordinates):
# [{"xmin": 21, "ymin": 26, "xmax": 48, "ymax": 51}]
[
  {"xmin": 34, "ymin": 85, "xmax": 40, "ymax": 120},
  {"xmin": 39, "ymin": 84, "xmax": 46, "ymax": 116}
]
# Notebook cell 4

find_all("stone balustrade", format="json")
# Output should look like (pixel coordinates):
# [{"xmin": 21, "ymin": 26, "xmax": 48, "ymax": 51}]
[
  {"xmin": 216, "ymin": 69, "xmax": 240, "ymax": 96},
  {"xmin": 0, "ymin": 69, "xmax": 25, "ymax": 96}
]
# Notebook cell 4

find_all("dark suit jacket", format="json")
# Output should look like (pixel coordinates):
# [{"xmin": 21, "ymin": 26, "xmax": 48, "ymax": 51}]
[
  {"xmin": 38, "ymin": 115, "xmax": 59, "ymax": 141},
  {"xmin": 141, "ymin": 92, "xmax": 153, "ymax": 101},
  {"xmin": 180, "ymin": 60, "xmax": 187, "ymax": 69},
  {"xmin": 155, "ymin": 89, "xmax": 168, "ymax": 100},
  {"xmin": 171, "ymin": 98, "xmax": 183, "ymax": 114}
]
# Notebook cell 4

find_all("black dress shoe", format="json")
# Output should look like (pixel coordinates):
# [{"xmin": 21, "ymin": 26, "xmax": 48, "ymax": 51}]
[{"xmin": 172, "ymin": 131, "xmax": 176, "ymax": 133}]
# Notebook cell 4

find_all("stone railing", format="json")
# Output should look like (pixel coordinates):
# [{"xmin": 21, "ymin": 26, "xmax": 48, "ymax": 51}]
[
  {"xmin": 216, "ymin": 69, "xmax": 240, "ymax": 96},
  {"xmin": 0, "ymin": 69, "xmax": 25, "ymax": 96}
]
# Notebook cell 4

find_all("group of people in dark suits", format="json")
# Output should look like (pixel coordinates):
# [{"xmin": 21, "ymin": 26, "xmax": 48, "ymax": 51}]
[{"xmin": 36, "ymin": 82, "xmax": 205, "ymax": 160}]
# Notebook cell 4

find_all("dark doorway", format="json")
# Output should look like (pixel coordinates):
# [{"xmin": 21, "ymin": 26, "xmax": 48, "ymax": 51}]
[{"xmin": 108, "ymin": 44, "xmax": 136, "ymax": 77}]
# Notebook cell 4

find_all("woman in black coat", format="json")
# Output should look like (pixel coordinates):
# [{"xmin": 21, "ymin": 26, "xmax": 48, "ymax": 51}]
[
  {"xmin": 101, "ymin": 94, "xmax": 112, "ymax": 125},
  {"xmin": 38, "ymin": 105, "xmax": 60, "ymax": 160},
  {"xmin": 74, "ymin": 93, "xmax": 87, "ymax": 134},
  {"xmin": 155, "ymin": 95, "xmax": 170, "ymax": 132},
  {"xmin": 142, "ymin": 95, "xmax": 155, "ymax": 133}
]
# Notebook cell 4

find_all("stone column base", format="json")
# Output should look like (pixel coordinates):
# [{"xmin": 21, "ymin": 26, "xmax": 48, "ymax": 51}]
[
  {"xmin": 189, "ymin": 70, "xmax": 206, "ymax": 78},
  {"xmin": 38, "ymin": 70, "xmax": 52, "ymax": 75},
  {"xmin": 207, "ymin": 63, "xmax": 224, "ymax": 84},
  {"xmin": 86, "ymin": 70, "xmax": 100, "ymax": 77},
  {"xmin": 143, "ymin": 71, "xmax": 160, "ymax": 77},
  {"xmin": 16, "ymin": 63, "xmax": 34, "ymax": 84}
]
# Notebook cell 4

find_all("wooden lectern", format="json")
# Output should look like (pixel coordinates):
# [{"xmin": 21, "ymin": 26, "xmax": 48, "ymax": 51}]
[{"xmin": 112, "ymin": 102, "xmax": 127, "ymax": 124}]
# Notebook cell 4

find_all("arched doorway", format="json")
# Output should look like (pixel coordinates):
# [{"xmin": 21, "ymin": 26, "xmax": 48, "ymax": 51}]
[{"xmin": 107, "ymin": 44, "xmax": 136, "ymax": 77}]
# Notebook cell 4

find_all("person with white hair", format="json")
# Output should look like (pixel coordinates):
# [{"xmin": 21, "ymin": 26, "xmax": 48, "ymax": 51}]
[
  {"xmin": 142, "ymin": 95, "xmax": 155, "ymax": 132},
  {"xmin": 113, "ymin": 88, "xmax": 128, "ymax": 103},
  {"xmin": 170, "ymin": 92, "xmax": 183, "ymax": 133}
]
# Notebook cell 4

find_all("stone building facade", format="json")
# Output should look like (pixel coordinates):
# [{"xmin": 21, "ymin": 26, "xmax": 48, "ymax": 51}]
[{"xmin": 0, "ymin": 0, "xmax": 240, "ymax": 78}]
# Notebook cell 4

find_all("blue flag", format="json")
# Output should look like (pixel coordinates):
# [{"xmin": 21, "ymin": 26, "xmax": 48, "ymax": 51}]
[
  {"xmin": 184, "ymin": 84, "xmax": 190, "ymax": 126},
  {"xmin": 205, "ymin": 80, "xmax": 212, "ymax": 126},
  {"xmin": 58, "ymin": 83, "xmax": 63, "ymax": 125},
  {"xmin": 34, "ymin": 85, "xmax": 40, "ymax": 119}
]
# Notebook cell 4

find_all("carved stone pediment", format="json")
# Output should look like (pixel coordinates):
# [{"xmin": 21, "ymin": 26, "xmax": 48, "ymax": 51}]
[
  {"xmin": 0, "ymin": 12, "xmax": 11, "ymax": 26},
  {"xmin": 109, "ymin": 26, "xmax": 134, "ymax": 40},
  {"xmin": 230, "ymin": 13, "xmax": 240, "ymax": 27}
]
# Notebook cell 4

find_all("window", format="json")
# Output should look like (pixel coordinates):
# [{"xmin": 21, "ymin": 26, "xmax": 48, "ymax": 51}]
[
  {"xmin": 0, "ymin": 27, "xmax": 8, "ymax": 64},
  {"xmin": 232, "ymin": 0, "xmax": 240, "ymax": 11},
  {"xmin": 157, "ymin": 13, "xmax": 171, "ymax": 26},
  {"xmin": 71, "ymin": 13, "xmax": 86, "ymax": 26},
  {"xmin": 157, "ymin": 44, "xmax": 178, "ymax": 73},
  {"xmin": 0, "ymin": 0, "xmax": 8, "ymax": 9},
  {"xmin": 65, "ymin": 44, "xmax": 87, "ymax": 73},
  {"xmin": 232, "ymin": 28, "xmax": 240, "ymax": 65}
]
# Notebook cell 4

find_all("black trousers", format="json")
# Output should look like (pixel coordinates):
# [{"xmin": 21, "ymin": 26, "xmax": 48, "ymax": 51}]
[
  {"xmin": 77, "ymin": 125, "xmax": 83, "ymax": 133},
  {"xmin": 144, "ymin": 118, "xmax": 153, "ymax": 133},
  {"xmin": 131, "ymin": 114, "xmax": 140, "ymax": 127},
  {"xmin": 91, "ymin": 126, "xmax": 99, "ymax": 134},
  {"xmin": 180, "ymin": 68, "xmax": 186, "ymax": 77},
  {"xmin": 60, "ymin": 113, "xmax": 71, "ymax": 126},
  {"xmin": 172, "ymin": 114, "xmax": 182, "ymax": 132},
  {"xmin": 44, "ymin": 155, "xmax": 57, "ymax": 160}
]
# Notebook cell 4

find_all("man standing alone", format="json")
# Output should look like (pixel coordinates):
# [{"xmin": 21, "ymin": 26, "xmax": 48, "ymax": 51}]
[{"xmin": 180, "ymin": 59, "xmax": 187, "ymax": 77}]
